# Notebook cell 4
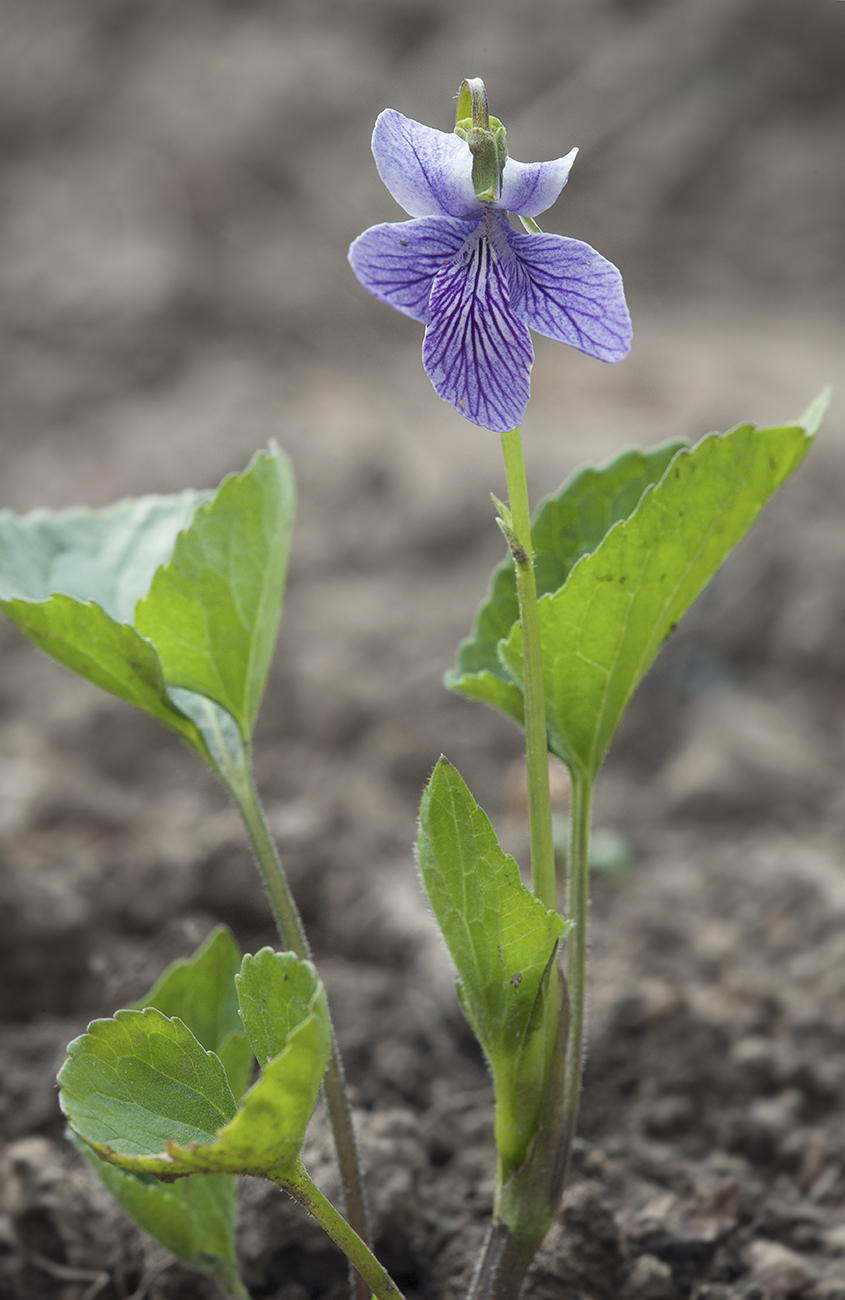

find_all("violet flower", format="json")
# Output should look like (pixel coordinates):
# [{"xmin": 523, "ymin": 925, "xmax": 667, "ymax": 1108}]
[{"xmin": 349, "ymin": 89, "xmax": 632, "ymax": 433}]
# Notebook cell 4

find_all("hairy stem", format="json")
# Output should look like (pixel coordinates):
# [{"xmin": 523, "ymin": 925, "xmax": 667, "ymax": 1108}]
[
  {"xmin": 466, "ymin": 1223, "xmax": 537, "ymax": 1300},
  {"xmin": 559, "ymin": 772, "xmax": 593, "ymax": 1162},
  {"xmin": 283, "ymin": 1163, "xmax": 405, "ymax": 1300},
  {"xmin": 233, "ymin": 773, "xmax": 371, "ymax": 1300},
  {"xmin": 499, "ymin": 427, "xmax": 556, "ymax": 910}
]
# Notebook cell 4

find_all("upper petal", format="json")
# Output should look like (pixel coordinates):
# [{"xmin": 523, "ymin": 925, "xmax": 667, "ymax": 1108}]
[
  {"xmin": 422, "ymin": 222, "xmax": 533, "ymax": 432},
  {"xmin": 348, "ymin": 216, "xmax": 473, "ymax": 323},
  {"xmin": 506, "ymin": 230, "xmax": 632, "ymax": 362},
  {"xmin": 371, "ymin": 109, "xmax": 483, "ymax": 219},
  {"xmin": 496, "ymin": 147, "xmax": 579, "ymax": 219}
]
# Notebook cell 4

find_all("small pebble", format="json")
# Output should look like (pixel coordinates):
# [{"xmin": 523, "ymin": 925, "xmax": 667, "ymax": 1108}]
[
  {"xmin": 747, "ymin": 1239, "xmax": 819, "ymax": 1295},
  {"xmin": 628, "ymin": 1252, "xmax": 674, "ymax": 1299}
]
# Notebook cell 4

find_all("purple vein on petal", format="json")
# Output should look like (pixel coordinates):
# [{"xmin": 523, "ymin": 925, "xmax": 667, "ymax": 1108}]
[
  {"xmin": 507, "ymin": 230, "xmax": 632, "ymax": 362},
  {"xmin": 423, "ymin": 222, "xmax": 533, "ymax": 432},
  {"xmin": 349, "ymin": 216, "xmax": 472, "ymax": 322},
  {"xmin": 371, "ymin": 110, "xmax": 480, "ymax": 219}
]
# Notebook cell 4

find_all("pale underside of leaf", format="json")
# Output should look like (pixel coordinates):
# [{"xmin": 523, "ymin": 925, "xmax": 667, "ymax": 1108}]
[{"xmin": 0, "ymin": 491, "xmax": 206, "ymax": 623}]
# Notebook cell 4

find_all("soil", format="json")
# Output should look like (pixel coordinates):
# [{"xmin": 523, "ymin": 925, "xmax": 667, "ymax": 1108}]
[{"xmin": 1, "ymin": 3, "xmax": 845, "ymax": 1300}]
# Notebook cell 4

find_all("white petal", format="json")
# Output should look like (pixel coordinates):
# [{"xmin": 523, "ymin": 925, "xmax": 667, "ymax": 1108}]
[
  {"xmin": 371, "ymin": 109, "xmax": 482, "ymax": 219},
  {"xmin": 497, "ymin": 147, "xmax": 579, "ymax": 219}
]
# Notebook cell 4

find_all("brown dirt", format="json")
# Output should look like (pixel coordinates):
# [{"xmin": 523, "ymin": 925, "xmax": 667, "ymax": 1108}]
[{"xmin": 0, "ymin": 3, "xmax": 844, "ymax": 1299}]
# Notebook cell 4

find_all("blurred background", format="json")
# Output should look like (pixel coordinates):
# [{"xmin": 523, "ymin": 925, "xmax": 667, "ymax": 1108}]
[
  {"xmin": 0, "ymin": 0, "xmax": 841, "ymax": 509},
  {"xmin": 0, "ymin": 3, "xmax": 844, "ymax": 1296}
]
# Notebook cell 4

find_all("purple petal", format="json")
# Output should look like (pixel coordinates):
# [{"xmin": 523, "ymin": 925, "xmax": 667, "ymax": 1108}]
[
  {"xmin": 422, "ymin": 223, "xmax": 533, "ymax": 432},
  {"xmin": 348, "ymin": 216, "xmax": 473, "ymax": 323},
  {"xmin": 506, "ymin": 231, "xmax": 632, "ymax": 362},
  {"xmin": 497, "ymin": 148, "xmax": 579, "ymax": 219},
  {"xmin": 371, "ymin": 109, "xmax": 482, "ymax": 219}
]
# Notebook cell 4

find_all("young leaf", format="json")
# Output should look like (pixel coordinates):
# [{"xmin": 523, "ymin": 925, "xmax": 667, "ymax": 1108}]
[
  {"xmin": 235, "ymin": 947, "xmax": 329, "ymax": 1068},
  {"xmin": 416, "ymin": 757, "xmax": 568, "ymax": 1174},
  {"xmin": 136, "ymin": 925, "xmax": 253, "ymax": 1101},
  {"xmin": 71, "ymin": 1138, "xmax": 248, "ymax": 1300},
  {"xmin": 59, "ymin": 953, "xmax": 330, "ymax": 1183},
  {"xmin": 71, "ymin": 929, "xmax": 252, "ymax": 1298},
  {"xmin": 500, "ymin": 414, "xmax": 817, "ymax": 778},
  {"xmin": 447, "ymin": 440, "xmax": 688, "ymax": 722},
  {"xmin": 135, "ymin": 448, "xmax": 296, "ymax": 740},
  {"xmin": 59, "ymin": 1007, "xmax": 238, "ymax": 1157}
]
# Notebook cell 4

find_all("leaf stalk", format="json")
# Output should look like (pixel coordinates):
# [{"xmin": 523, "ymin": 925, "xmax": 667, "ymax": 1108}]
[
  {"xmin": 282, "ymin": 1164, "xmax": 405, "ymax": 1300},
  {"xmin": 231, "ymin": 771, "xmax": 372, "ymax": 1300}
]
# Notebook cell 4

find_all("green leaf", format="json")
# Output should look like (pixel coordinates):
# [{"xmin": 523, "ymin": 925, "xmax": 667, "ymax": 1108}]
[
  {"xmin": 165, "ymin": 688, "xmax": 254, "ymax": 809},
  {"xmin": 0, "ymin": 595, "xmax": 212, "ymax": 756},
  {"xmin": 0, "ymin": 492, "xmax": 206, "ymax": 623},
  {"xmin": 447, "ymin": 440, "xmax": 688, "ymax": 721},
  {"xmin": 0, "ymin": 445, "xmax": 296, "ymax": 771},
  {"xmin": 59, "ymin": 1007, "xmax": 238, "ymax": 1156},
  {"xmin": 71, "ymin": 1136, "xmax": 248, "ymax": 1300},
  {"xmin": 416, "ymin": 758, "xmax": 568, "ymax": 1174},
  {"xmin": 69, "ymin": 929, "xmax": 252, "ymax": 1297},
  {"xmin": 59, "ymin": 953, "xmax": 330, "ymax": 1183},
  {"xmin": 0, "ymin": 490, "xmax": 212, "ymax": 751},
  {"xmin": 137, "ymin": 925, "xmax": 253, "ymax": 1102},
  {"xmin": 235, "ymin": 947, "xmax": 328, "ymax": 1069},
  {"xmin": 135, "ymin": 447, "xmax": 296, "ymax": 739},
  {"xmin": 501, "ymin": 416, "xmax": 816, "ymax": 778}
]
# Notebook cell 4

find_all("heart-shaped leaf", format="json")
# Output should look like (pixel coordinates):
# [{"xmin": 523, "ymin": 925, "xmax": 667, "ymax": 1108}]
[
  {"xmin": 0, "ymin": 491, "xmax": 206, "ymax": 621},
  {"xmin": 59, "ymin": 951, "xmax": 330, "ymax": 1183},
  {"xmin": 70, "ymin": 928, "xmax": 252, "ymax": 1297},
  {"xmin": 136, "ymin": 925, "xmax": 253, "ymax": 1101}
]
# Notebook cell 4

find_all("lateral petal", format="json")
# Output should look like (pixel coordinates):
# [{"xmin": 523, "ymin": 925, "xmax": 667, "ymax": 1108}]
[
  {"xmin": 497, "ymin": 148, "xmax": 578, "ymax": 219},
  {"xmin": 507, "ymin": 231, "xmax": 632, "ymax": 362},
  {"xmin": 422, "ymin": 227, "xmax": 533, "ymax": 433},
  {"xmin": 371, "ymin": 109, "xmax": 482, "ymax": 219},
  {"xmin": 348, "ymin": 216, "xmax": 473, "ymax": 323}
]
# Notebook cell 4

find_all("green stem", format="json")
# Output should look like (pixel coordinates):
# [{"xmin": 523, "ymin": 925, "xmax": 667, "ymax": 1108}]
[
  {"xmin": 221, "ymin": 1269, "xmax": 252, "ymax": 1300},
  {"xmin": 499, "ymin": 427, "xmax": 556, "ymax": 910},
  {"xmin": 466, "ymin": 1223, "xmax": 535, "ymax": 1300},
  {"xmin": 282, "ymin": 1163, "xmax": 406, "ymax": 1300},
  {"xmin": 233, "ymin": 772, "xmax": 372, "ymax": 1300},
  {"xmin": 234, "ymin": 774, "xmax": 310, "ymax": 961},
  {"xmin": 559, "ymin": 771, "xmax": 593, "ymax": 1161}
]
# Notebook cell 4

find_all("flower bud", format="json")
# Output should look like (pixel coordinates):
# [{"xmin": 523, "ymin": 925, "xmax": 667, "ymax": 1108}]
[{"xmin": 454, "ymin": 78, "xmax": 508, "ymax": 202}]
